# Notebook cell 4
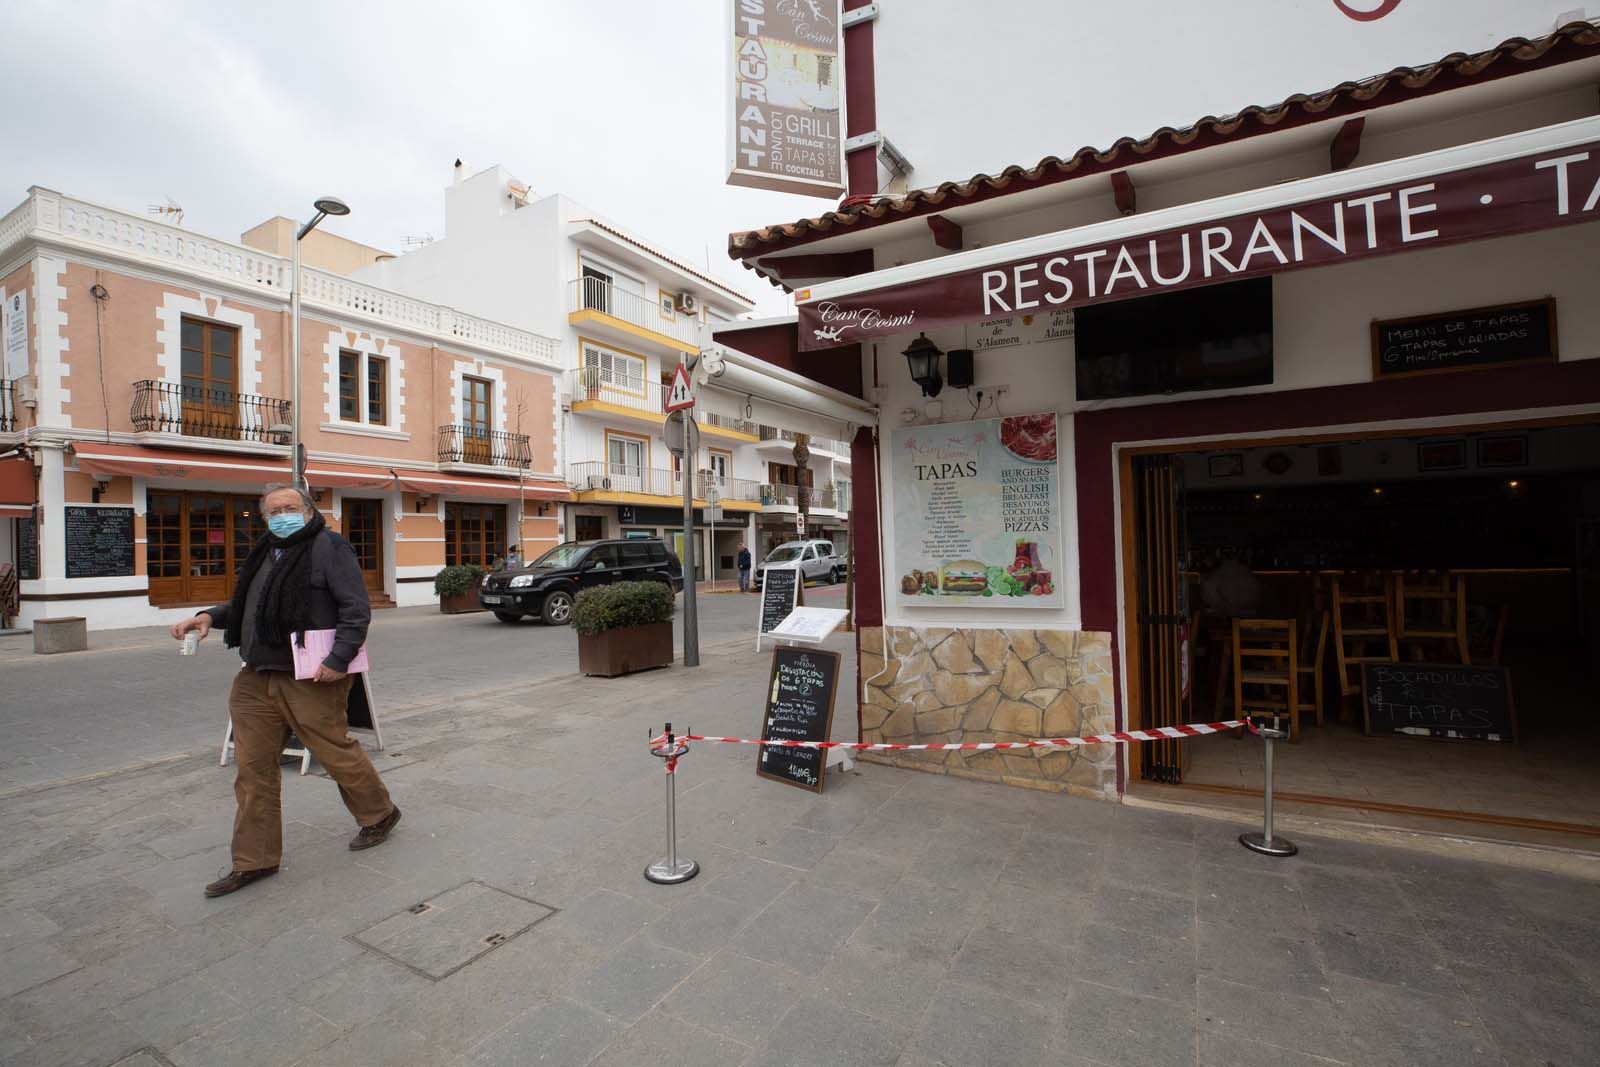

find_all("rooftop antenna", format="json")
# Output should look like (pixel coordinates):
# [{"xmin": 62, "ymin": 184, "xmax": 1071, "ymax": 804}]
[
  {"xmin": 401, "ymin": 233, "xmax": 435, "ymax": 249},
  {"xmin": 147, "ymin": 197, "xmax": 184, "ymax": 226}
]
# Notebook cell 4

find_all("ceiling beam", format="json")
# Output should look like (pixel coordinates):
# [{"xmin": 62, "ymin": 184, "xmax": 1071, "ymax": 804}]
[
  {"xmin": 1110, "ymin": 171, "xmax": 1136, "ymax": 216},
  {"xmin": 754, "ymin": 250, "xmax": 876, "ymax": 282},
  {"xmin": 926, "ymin": 214, "xmax": 963, "ymax": 251},
  {"xmin": 1330, "ymin": 117, "xmax": 1366, "ymax": 172}
]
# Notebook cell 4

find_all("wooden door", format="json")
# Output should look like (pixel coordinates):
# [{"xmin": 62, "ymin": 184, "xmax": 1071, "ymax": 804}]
[
  {"xmin": 185, "ymin": 493, "xmax": 230, "ymax": 604},
  {"xmin": 462, "ymin": 376, "xmax": 492, "ymax": 464},
  {"xmin": 1134, "ymin": 455, "xmax": 1187, "ymax": 783},
  {"xmin": 180, "ymin": 319, "xmax": 239, "ymax": 439},
  {"xmin": 344, "ymin": 498, "xmax": 384, "ymax": 593}
]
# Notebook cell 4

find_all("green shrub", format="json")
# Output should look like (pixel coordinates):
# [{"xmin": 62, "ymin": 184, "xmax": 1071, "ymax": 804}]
[
  {"xmin": 572, "ymin": 580, "xmax": 676, "ymax": 637},
  {"xmin": 434, "ymin": 563, "xmax": 488, "ymax": 598}
]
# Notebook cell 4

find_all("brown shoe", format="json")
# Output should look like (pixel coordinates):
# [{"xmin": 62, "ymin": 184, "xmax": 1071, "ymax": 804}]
[
  {"xmin": 349, "ymin": 806, "xmax": 402, "ymax": 850},
  {"xmin": 203, "ymin": 867, "xmax": 278, "ymax": 898}
]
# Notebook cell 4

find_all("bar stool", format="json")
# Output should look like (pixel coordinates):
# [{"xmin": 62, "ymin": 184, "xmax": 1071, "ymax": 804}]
[
  {"xmin": 1296, "ymin": 610, "xmax": 1330, "ymax": 727},
  {"xmin": 1233, "ymin": 618, "xmax": 1300, "ymax": 741},
  {"xmin": 1332, "ymin": 574, "xmax": 1399, "ymax": 697}
]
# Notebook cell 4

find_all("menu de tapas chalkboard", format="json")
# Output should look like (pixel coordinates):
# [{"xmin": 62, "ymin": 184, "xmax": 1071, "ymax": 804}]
[
  {"xmin": 64, "ymin": 506, "xmax": 134, "ymax": 579},
  {"xmin": 756, "ymin": 646, "xmax": 840, "ymax": 793},
  {"xmin": 1361, "ymin": 663, "xmax": 1515, "ymax": 743},
  {"xmin": 1371, "ymin": 299, "xmax": 1555, "ymax": 379},
  {"xmin": 757, "ymin": 565, "xmax": 801, "ymax": 648}
]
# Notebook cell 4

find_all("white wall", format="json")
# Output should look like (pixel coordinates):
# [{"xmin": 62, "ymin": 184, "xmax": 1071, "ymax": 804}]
[{"xmin": 871, "ymin": 0, "xmax": 1575, "ymax": 192}]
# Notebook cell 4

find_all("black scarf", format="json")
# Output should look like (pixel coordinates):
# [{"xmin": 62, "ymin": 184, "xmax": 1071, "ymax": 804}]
[{"xmin": 223, "ymin": 511, "xmax": 326, "ymax": 650}]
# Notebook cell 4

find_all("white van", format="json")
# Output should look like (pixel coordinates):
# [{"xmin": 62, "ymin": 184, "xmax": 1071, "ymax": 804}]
[{"xmin": 755, "ymin": 539, "xmax": 842, "ymax": 588}]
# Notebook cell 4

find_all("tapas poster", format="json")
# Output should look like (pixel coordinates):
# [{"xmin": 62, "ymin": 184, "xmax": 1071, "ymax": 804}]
[{"xmin": 891, "ymin": 414, "xmax": 1063, "ymax": 610}]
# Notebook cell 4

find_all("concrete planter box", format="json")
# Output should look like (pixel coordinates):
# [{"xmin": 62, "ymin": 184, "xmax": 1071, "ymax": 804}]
[
  {"xmin": 440, "ymin": 592, "xmax": 484, "ymax": 614},
  {"xmin": 578, "ymin": 621, "xmax": 673, "ymax": 677},
  {"xmin": 34, "ymin": 616, "xmax": 88, "ymax": 654}
]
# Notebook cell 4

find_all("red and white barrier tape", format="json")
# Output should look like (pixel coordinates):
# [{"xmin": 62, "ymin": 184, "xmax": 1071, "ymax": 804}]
[{"xmin": 649, "ymin": 719, "xmax": 1248, "ymax": 756}]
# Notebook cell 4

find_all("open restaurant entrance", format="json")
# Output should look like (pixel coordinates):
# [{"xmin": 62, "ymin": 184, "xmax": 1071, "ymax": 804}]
[{"xmin": 1126, "ymin": 418, "xmax": 1600, "ymax": 837}]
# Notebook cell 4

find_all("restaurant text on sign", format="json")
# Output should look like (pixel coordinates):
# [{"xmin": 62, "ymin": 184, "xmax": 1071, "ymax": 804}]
[{"xmin": 798, "ymin": 137, "xmax": 1600, "ymax": 350}]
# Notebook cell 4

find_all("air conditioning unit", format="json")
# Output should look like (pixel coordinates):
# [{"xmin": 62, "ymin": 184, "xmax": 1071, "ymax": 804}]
[
  {"xmin": 675, "ymin": 291, "xmax": 699, "ymax": 314},
  {"xmin": 558, "ymin": 391, "xmax": 573, "ymax": 412},
  {"xmin": 586, "ymin": 475, "xmax": 613, "ymax": 491}
]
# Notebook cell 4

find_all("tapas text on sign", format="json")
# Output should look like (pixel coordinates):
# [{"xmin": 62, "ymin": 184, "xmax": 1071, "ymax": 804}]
[
  {"xmin": 756, "ymin": 646, "xmax": 841, "ymax": 794},
  {"xmin": 1361, "ymin": 662, "xmax": 1516, "ymax": 742},
  {"xmin": 64, "ymin": 506, "xmax": 135, "ymax": 578},
  {"xmin": 1371, "ymin": 298, "xmax": 1555, "ymax": 380}
]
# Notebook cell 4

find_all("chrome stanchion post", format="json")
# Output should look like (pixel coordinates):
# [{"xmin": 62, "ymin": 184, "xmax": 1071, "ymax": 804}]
[
  {"xmin": 1240, "ymin": 716, "xmax": 1297, "ymax": 857},
  {"xmin": 646, "ymin": 722, "xmax": 700, "ymax": 884}
]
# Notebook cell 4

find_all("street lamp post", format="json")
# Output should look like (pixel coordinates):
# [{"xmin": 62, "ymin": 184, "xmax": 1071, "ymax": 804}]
[{"xmin": 290, "ymin": 196, "xmax": 350, "ymax": 490}]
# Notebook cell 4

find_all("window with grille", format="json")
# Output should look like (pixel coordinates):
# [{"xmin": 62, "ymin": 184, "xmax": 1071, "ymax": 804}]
[{"xmin": 582, "ymin": 344, "xmax": 645, "ymax": 394}]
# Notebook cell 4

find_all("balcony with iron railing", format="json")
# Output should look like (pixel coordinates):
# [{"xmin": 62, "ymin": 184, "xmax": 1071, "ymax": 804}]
[
  {"xmin": 130, "ymin": 380, "xmax": 291, "ymax": 446},
  {"xmin": 759, "ymin": 483, "xmax": 849, "ymax": 514},
  {"xmin": 567, "ymin": 367, "xmax": 670, "ymax": 420},
  {"xmin": 437, "ymin": 425, "xmax": 532, "ymax": 472},
  {"xmin": 0, "ymin": 379, "xmax": 18, "ymax": 433},
  {"xmin": 567, "ymin": 277, "xmax": 701, "ymax": 352},
  {"xmin": 569, "ymin": 461, "xmax": 760, "ymax": 507},
  {"xmin": 696, "ymin": 410, "xmax": 760, "ymax": 441}
]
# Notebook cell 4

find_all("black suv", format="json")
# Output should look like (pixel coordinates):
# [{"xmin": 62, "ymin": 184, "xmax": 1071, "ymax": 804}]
[{"xmin": 479, "ymin": 538, "xmax": 684, "ymax": 625}]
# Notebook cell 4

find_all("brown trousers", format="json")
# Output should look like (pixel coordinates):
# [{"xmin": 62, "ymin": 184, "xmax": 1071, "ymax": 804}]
[{"xmin": 228, "ymin": 667, "xmax": 393, "ymax": 870}]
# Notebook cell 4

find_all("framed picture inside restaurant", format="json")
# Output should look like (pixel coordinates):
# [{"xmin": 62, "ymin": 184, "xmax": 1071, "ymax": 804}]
[
  {"xmin": 1476, "ymin": 435, "xmax": 1529, "ymax": 468},
  {"xmin": 1208, "ymin": 453, "xmax": 1244, "ymax": 478},
  {"xmin": 1417, "ymin": 439, "xmax": 1467, "ymax": 472}
]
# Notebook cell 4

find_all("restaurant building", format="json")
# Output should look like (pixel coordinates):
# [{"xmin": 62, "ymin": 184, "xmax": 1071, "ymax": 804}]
[
  {"xmin": 716, "ymin": 15, "xmax": 1600, "ymax": 841},
  {"xmin": 0, "ymin": 187, "xmax": 567, "ymax": 629}
]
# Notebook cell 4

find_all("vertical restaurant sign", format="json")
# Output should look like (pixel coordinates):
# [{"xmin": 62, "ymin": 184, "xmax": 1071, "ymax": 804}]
[
  {"xmin": 3, "ymin": 290, "xmax": 27, "ymax": 381},
  {"xmin": 798, "ymin": 133, "xmax": 1600, "ymax": 349},
  {"xmin": 727, "ymin": 0, "xmax": 844, "ymax": 199},
  {"xmin": 891, "ymin": 414, "xmax": 1062, "ymax": 610}
]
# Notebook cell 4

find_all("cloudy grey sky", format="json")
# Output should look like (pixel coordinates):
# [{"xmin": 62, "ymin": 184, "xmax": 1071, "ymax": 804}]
[{"xmin": 0, "ymin": 0, "xmax": 818, "ymax": 315}]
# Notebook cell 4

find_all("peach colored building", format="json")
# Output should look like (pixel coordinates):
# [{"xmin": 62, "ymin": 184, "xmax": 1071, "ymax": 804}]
[{"xmin": 0, "ymin": 186, "xmax": 566, "ymax": 630}]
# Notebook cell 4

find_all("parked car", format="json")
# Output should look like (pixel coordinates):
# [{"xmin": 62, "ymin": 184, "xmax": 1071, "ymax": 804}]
[
  {"xmin": 754, "ymin": 539, "xmax": 843, "ymax": 589},
  {"xmin": 480, "ymin": 538, "xmax": 683, "ymax": 625}
]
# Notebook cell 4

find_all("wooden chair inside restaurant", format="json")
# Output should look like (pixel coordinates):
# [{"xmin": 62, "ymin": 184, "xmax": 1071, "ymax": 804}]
[
  {"xmin": 1232, "ymin": 618, "xmax": 1300, "ymax": 740},
  {"xmin": 1396, "ymin": 572, "xmax": 1470, "ymax": 664},
  {"xmin": 1295, "ymin": 610, "xmax": 1330, "ymax": 727},
  {"xmin": 1332, "ymin": 574, "xmax": 1399, "ymax": 697}
]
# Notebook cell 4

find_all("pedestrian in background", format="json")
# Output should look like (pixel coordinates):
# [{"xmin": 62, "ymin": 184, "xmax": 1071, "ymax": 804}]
[
  {"xmin": 737, "ymin": 541, "xmax": 753, "ymax": 592},
  {"xmin": 171, "ymin": 484, "xmax": 401, "ymax": 899},
  {"xmin": 505, "ymin": 543, "xmax": 522, "ymax": 570}
]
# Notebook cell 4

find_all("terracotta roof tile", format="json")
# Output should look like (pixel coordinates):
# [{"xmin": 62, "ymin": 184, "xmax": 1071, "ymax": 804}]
[{"xmin": 729, "ymin": 21, "xmax": 1600, "ymax": 268}]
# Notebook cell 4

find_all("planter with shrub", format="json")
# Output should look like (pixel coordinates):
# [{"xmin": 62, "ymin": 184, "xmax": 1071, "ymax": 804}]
[
  {"xmin": 573, "ymin": 580, "xmax": 676, "ymax": 677},
  {"xmin": 434, "ymin": 564, "xmax": 488, "ymax": 614}
]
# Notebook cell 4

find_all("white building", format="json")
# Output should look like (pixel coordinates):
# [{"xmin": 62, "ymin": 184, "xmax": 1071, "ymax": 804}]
[{"xmin": 355, "ymin": 166, "xmax": 847, "ymax": 578}]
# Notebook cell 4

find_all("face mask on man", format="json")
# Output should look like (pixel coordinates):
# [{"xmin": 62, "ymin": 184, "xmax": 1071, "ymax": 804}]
[{"xmin": 267, "ymin": 512, "xmax": 307, "ymax": 538}]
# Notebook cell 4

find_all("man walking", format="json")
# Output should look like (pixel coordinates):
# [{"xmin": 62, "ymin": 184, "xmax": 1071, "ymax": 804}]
[
  {"xmin": 171, "ymin": 484, "xmax": 401, "ymax": 898},
  {"xmin": 737, "ymin": 541, "xmax": 753, "ymax": 593}
]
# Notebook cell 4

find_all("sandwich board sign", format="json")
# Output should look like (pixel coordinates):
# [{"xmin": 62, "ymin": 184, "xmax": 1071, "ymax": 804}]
[
  {"xmin": 665, "ymin": 364, "xmax": 696, "ymax": 413},
  {"xmin": 757, "ymin": 563, "xmax": 802, "ymax": 651}
]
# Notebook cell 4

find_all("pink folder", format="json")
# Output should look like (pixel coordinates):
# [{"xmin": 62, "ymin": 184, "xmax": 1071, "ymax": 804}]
[{"xmin": 291, "ymin": 629, "xmax": 371, "ymax": 680}]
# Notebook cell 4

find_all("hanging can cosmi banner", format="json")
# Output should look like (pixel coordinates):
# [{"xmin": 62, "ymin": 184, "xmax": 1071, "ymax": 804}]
[
  {"xmin": 892, "ymin": 414, "xmax": 1063, "ymax": 610},
  {"xmin": 726, "ymin": 0, "xmax": 845, "ymax": 198}
]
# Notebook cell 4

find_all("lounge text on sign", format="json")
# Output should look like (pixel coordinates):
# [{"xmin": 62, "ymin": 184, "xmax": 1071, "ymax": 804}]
[
  {"xmin": 727, "ymin": 0, "xmax": 844, "ymax": 199},
  {"xmin": 798, "ymin": 136, "xmax": 1600, "ymax": 349}
]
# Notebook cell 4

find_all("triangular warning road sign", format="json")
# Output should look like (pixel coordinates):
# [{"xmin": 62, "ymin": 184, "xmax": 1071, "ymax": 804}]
[{"xmin": 664, "ymin": 363, "xmax": 696, "ymax": 412}]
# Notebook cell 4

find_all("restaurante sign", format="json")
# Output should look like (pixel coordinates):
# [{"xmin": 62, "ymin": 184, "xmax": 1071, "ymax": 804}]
[
  {"xmin": 798, "ymin": 138, "xmax": 1600, "ymax": 350},
  {"xmin": 726, "ymin": 0, "xmax": 844, "ymax": 199}
]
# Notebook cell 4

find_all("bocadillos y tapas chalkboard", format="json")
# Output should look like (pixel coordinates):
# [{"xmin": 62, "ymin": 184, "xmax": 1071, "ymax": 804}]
[
  {"xmin": 1361, "ymin": 663, "xmax": 1516, "ymax": 742},
  {"xmin": 756, "ymin": 646, "xmax": 840, "ymax": 793}
]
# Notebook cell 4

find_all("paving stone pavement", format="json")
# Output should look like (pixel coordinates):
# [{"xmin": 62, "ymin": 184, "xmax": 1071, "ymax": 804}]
[{"xmin": 2, "ymin": 624, "xmax": 1599, "ymax": 1065}]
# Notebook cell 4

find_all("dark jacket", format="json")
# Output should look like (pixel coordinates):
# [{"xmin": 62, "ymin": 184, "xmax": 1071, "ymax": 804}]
[
  {"xmin": 737, "ymin": 548, "xmax": 752, "ymax": 569},
  {"xmin": 206, "ymin": 529, "xmax": 371, "ymax": 672}
]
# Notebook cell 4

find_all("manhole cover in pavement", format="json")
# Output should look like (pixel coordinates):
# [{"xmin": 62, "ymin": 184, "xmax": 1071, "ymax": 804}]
[{"xmin": 350, "ymin": 880, "xmax": 556, "ymax": 980}]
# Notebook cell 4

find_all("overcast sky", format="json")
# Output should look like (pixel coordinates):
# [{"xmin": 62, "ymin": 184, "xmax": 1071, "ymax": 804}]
[{"xmin": 0, "ymin": 0, "xmax": 818, "ymax": 316}]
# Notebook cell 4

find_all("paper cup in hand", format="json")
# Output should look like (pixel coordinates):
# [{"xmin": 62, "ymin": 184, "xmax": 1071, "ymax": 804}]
[{"xmin": 181, "ymin": 631, "xmax": 199, "ymax": 656}]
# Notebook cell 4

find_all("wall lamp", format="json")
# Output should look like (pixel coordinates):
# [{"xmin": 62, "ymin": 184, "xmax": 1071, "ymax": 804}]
[{"xmin": 902, "ymin": 333, "xmax": 943, "ymax": 398}]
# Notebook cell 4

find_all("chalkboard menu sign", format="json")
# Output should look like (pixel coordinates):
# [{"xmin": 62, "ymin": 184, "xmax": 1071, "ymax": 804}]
[
  {"xmin": 65, "ymin": 506, "xmax": 135, "ymax": 579},
  {"xmin": 756, "ymin": 646, "xmax": 841, "ymax": 793},
  {"xmin": 1361, "ymin": 663, "xmax": 1516, "ymax": 743},
  {"xmin": 1371, "ymin": 299, "xmax": 1555, "ymax": 379},
  {"xmin": 757, "ymin": 565, "xmax": 801, "ymax": 645},
  {"xmin": 15, "ymin": 514, "xmax": 38, "ymax": 580}
]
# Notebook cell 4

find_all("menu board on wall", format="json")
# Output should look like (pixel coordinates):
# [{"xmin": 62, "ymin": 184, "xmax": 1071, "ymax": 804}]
[
  {"xmin": 1371, "ymin": 299, "xmax": 1555, "ymax": 379},
  {"xmin": 15, "ymin": 515, "xmax": 38, "ymax": 580},
  {"xmin": 891, "ymin": 414, "xmax": 1062, "ymax": 610},
  {"xmin": 64, "ymin": 506, "xmax": 134, "ymax": 579}
]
